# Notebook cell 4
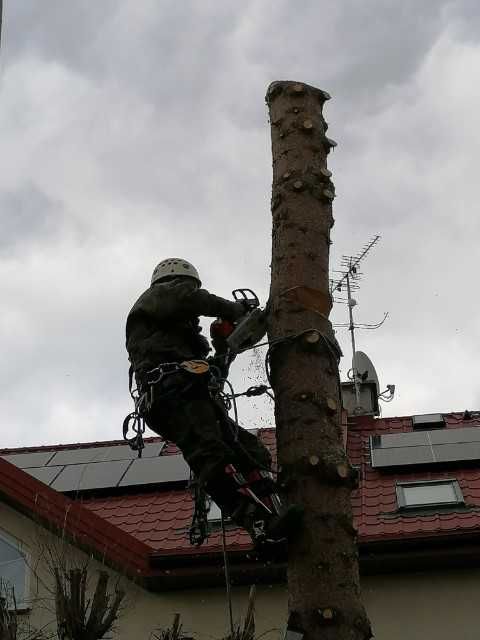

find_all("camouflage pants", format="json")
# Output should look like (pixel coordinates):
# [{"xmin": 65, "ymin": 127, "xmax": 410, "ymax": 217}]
[{"xmin": 142, "ymin": 374, "xmax": 272, "ymax": 496}]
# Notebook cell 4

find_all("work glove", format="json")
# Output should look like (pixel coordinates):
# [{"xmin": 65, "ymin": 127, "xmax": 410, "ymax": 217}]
[
  {"xmin": 210, "ymin": 318, "xmax": 235, "ymax": 339},
  {"xmin": 210, "ymin": 318, "xmax": 235, "ymax": 354}
]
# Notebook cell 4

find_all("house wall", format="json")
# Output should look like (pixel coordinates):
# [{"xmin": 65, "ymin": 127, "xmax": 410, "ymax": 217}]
[
  {"xmin": 362, "ymin": 569, "xmax": 480, "ymax": 640},
  {"xmin": 0, "ymin": 502, "xmax": 288, "ymax": 639},
  {"xmin": 2, "ymin": 502, "xmax": 480, "ymax": 639}
]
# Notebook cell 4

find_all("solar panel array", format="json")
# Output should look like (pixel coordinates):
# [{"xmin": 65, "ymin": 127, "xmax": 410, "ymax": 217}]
[
  {"xmin": 1, "ymin": 441, "xmax": 191, "ymax": 492},
  {"xmin": 371, "ymin": 426, "xmax": 480, "ymax": 468}
]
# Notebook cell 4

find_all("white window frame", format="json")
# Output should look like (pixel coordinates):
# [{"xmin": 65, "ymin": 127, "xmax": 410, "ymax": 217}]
[
  {"xmin": 0, "ymin": 530, "xmax": 29, "ymax": 610},
  {"xmin": 207, "ymin": 500, "xmax": 223, "ymax": 523},
  {"xmin": 207, "ymin": 499, "xmax": 232, "ymax": 530},
  {"xmin": 396, "ymin": 479, "xmax": 464, "ymax": 510}
]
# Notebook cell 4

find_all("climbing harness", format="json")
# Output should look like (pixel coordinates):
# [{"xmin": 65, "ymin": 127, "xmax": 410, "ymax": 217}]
[
  {"xmin": 122, "ymin": 406, "xmax": 146, "ymax": 457},
  {"xmin": 122, "ymin": 366, "xmax": 150, "ymax": 457},
  {"xmin": 123, "ymin": 360, "xmax": 207, "ymax": 457}
]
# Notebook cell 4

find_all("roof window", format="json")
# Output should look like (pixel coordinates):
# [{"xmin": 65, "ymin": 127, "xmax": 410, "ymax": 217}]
[
  {"xmin": 396, "ymin": 479, "xmax": 463, "ymax": 510},
  {"xmin": 412, "ymin": 413, "xmax": 445, "ymax": 430}
]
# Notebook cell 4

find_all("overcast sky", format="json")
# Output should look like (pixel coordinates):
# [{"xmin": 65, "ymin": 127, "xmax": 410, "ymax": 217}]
[{"xmin": 1, "ymin": 0, "xmax": 479, "ymax": 448}]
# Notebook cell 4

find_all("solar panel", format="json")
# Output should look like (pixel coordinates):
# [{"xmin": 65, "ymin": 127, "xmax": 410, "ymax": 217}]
[
  {"xmin": 25, "ymin": 466, "xmax": 63, "ymax": 486},
  {"xmin": 2, "ymin": 441, "xmax": 187, "ymax": 492},
  {"xmin": 50, "ymin": 448, "xmax": 113, "ymax": 466},
  {"xmin": 50, "ymin": 442, "xmax": 164, "ymax": 465},
  {"xmin": 379, "ymin": 432, "xmax": 429, "ymax": 448},
  {"xmin": 119, "ymin": 454, "xmax": 190, "ymax": 487},
  {"xmin": 434, "ymin": 442, "xmax": 480, "ymax": 463},
  {"xmin": 371, "ymin": 445, "xmax": 434, "ymax": 467},
  {"xmin": 429, "ymin": 427, "xmax": 480, "ymax": 445},
  {"xmin": 1, "ymin": 451, "xmax": 56, "ymax": 469},
  {"xmin": 104, "ymin": 442, "xmax": 165, "ymax": 461},
  {"xmin": 51, "ymin": 460, "xmax": 132, "ymax": 492},
  {"xmin": 49, "ymin": 442, "xmax": 165, "ymax": 466},
  {"xmin": 371, "ymin": 426, "xmax": 480, "ymax": 468}
]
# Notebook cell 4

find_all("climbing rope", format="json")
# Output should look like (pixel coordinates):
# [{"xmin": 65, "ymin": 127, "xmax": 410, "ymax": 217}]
[
  {"xmin": 230, "ymin": 384, "xmax": 274, "ymax": 400},
  {"xmin": 188, "ymin": 474, "xmax": 210, "ymax": 546},
  {"xmin": 221, "ymin": 511, "xmax": 235, "ymax": 637}
]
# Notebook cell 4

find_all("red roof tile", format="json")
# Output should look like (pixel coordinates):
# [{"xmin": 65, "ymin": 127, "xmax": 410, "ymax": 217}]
[
  {"xmin": 78, "ymin": 417, "xmax": 480, "ymax": 555},
  {"xmin": 347, "ymin": 413, "xmax": 480, "ymax": 543},
  {"xmin": 4, "ymin": 417, "xmax": 480, "ymax": 562}
]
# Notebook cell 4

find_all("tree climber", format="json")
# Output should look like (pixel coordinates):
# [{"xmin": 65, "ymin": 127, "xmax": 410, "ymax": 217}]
[{"xmin": 125, "ymin": 258, "xmax": 301, "ymax": 547}]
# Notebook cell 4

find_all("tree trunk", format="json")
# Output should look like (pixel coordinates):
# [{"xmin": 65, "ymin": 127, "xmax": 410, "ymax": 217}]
[{"xmin": 265, "ymin": 81, "xmax": 372, "ymax": 640}]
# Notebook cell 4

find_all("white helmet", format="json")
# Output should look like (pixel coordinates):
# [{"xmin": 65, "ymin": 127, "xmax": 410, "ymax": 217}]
[{"xmin": 151, "ymin": 258, "xmax": 201, "ymax": 286}]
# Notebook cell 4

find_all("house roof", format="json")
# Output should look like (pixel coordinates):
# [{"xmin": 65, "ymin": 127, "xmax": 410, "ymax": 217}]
[
  {"xmin": 349, "ymin": 412, "xmax": 480, "ymax": 545},
  {"xmin": 2, "ymin": 415, "xmax": 480, "ymax": 582},
  {"xmin": 0, "ymin": 456, "xmax": 151, "ymax": 578}
]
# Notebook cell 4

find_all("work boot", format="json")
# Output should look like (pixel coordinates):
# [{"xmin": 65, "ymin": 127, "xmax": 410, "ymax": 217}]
[{"xmin": 232, "ymin": 498, "xmax": 304, "ymax": 549}]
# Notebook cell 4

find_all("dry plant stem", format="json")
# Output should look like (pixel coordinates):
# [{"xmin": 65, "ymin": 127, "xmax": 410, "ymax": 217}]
[
  {"xmin": 266, "ymin": 80, "xmax": 372, "ymax": 640},
  {"xmin": 55, "ymin": 568, "xmax": 125, "ymax": 640},
  {"xmin": 0, "ymin": 594, "xmax": 17, "ymax": 640},
  {"xmin": 221, "ymin": 585, "xmax": 256, "ymax": 640}
]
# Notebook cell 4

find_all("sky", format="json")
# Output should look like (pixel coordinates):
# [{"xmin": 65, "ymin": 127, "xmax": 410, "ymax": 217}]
[{"xmin": 1, "ymin": 0, "xmax": 480, "ymax": 448}]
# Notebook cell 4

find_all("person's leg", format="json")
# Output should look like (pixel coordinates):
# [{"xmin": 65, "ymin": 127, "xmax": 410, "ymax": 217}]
[
  {"xmin": 144, "ymin": 377, "xmax": 303, "ymax": 545},
  {"xmin": 145, "ymin": 380, "xmax": 236, "ymax": 486},
  {"xmin": 211, "ymin": 399, "xmax": 272, "ymax": 472},
  {"xmin": 233, "ymin": 425, "xmax": 273, "ymax": 471}
]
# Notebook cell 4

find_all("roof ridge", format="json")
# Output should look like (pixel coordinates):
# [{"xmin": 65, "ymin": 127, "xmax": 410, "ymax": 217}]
[
  {"xmin": 0, "ymin": 427, "xmax": 277, "ymax": 455},
  {"xmin": 0, "ymin": 436, "xmax": 165, "ymax": 455}
]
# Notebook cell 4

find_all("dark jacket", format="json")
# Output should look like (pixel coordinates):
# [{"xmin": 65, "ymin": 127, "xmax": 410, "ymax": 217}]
[{"xmin": 126, "ymin": 278, "xmax": 244, "ymax": 375}]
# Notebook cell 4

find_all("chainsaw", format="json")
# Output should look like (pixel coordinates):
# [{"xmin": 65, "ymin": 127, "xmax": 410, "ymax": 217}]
[{"xmin": 210, "ymin": 288, "xmax": 267, "ymax": 358}]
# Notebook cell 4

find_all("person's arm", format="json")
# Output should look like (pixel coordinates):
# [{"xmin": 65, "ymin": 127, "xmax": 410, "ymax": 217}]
[
  {"xmin": 131, "ymin": 280, "xmax": 245, "ymax": 325},
  {"xmin": 179, "ymin": 286, "xmax": 246, "ymax": 321}
]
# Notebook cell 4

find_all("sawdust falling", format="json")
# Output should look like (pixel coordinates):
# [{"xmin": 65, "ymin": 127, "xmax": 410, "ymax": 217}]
[{"xmin": 236, "ymin": 346, "xmax": 274, "ymax": 430}]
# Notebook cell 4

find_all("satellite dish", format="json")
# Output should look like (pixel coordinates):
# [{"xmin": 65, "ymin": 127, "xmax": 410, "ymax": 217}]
[{"xmin": 353, "ymin": 351, "xmax": 380, "ymax": 396}]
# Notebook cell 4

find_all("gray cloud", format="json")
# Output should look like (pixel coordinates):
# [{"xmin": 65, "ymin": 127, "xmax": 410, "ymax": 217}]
[
  {"xmin": 0, "ymin": 183, "xmax": 61, "ymax": 252},
  {"xmin": 1, "ymin": 0, "xmax": 480, "ymax": 448}
]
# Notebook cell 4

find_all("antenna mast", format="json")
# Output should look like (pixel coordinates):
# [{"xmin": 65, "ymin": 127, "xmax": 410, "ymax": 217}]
[{"xmin": 331, "ymin": 235, "xmax": 383, "ymax": 409}]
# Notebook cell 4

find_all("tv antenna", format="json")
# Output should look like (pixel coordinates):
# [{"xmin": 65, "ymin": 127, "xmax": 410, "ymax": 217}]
[{"xmin": 330, "ymin": 235, "xmax": 392, "ymax": 410}]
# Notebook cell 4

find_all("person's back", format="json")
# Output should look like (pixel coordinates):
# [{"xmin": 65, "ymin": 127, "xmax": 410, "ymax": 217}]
[{"xmin": 126, "ymin": 277, "xmax": 210, "ymax": 376}]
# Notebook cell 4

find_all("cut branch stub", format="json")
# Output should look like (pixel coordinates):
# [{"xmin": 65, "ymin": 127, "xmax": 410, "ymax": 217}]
[
  {"xmin": 324, "ymin": 136, "xmax": 338, "ymax": 153},
  {"xmin": 322, "ymin": 188, "xmax": 335, "ymax": 202},
  {"xmin": 281, "ymin": 456, "xmax": 358, "ymax": 488},
  {"xmin": 326, "ymin": 397, "xmax": 338, "ymax": 414}
]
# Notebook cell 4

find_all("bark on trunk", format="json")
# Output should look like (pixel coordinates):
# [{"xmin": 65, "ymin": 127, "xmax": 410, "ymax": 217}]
[{"xmin": 265, "ymin": 80, "xmax": 372, "ymax": 640}]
